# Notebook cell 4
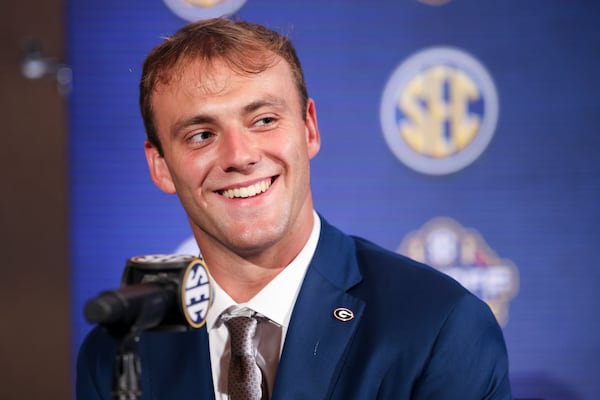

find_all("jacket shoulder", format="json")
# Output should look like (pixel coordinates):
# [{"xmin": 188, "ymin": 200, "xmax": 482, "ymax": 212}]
[{"xmin": 351, "ymin": 235, "xmax": 468, "ymax": 299}]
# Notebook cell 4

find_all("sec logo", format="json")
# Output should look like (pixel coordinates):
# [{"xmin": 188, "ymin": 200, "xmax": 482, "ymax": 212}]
[
  {"xmin": 181, "ymin": 257, "xmax": 212, "ymax": 328},
  {"xmin": 380, "ymin": 47, "xmax": 499, "ymax": 175},
  {"xmin": 163, "ymin": 0, "xmax": 247, "ymax": 22},
  {"xmin": 417, "ymin": 0, "xmax": 452, "ymax": 5}
]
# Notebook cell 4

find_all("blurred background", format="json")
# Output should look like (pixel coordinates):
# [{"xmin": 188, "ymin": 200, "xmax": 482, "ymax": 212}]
[{"xmin": 2, "ymin": 0, "xmax": 599, "ymax": 399}]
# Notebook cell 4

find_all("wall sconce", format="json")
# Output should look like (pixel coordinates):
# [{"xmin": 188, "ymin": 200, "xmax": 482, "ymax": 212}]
[{"xmin": 21, "ymin": 40, "xmax": 72, "ymax": 95}]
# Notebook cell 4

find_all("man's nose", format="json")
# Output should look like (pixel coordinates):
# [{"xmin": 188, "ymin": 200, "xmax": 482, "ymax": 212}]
[{"xmin": 219, "ymin": 127, "xmax": 261, "ymax": 173}]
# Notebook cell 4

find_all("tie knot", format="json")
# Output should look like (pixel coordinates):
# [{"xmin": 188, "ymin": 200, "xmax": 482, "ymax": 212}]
[{"xmin": 224, "ymin": 315, "xmax": 257, "ymax": 356}]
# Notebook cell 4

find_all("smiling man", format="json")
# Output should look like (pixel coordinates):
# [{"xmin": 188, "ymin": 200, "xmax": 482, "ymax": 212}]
[
  {"xmin": 144, "ymin": 55, "xmax": 319, "ymax": 303},
  {"xmin": 77, "ymin": 18, "xmax": 512, "ymax": 399}
]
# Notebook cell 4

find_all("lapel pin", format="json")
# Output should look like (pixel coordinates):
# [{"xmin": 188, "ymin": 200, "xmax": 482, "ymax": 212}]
[{"xmin": 333, "ymin": 307, "xmax": 354, "ymax": 322}]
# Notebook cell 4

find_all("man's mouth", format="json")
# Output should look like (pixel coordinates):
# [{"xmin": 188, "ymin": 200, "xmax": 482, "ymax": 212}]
[{"xmin": 220, "ymin": 178, "xmax": 273, "ymax": 199}]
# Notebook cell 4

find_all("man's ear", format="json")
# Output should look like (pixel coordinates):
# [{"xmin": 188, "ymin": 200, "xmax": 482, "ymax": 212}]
[
  {"xmin": 304, "ymin": 98, "xmax": 321, "ymax": 159},
  {"xmin": 144, "ymin": 140, "xmax": 176, "ymax": 194}
]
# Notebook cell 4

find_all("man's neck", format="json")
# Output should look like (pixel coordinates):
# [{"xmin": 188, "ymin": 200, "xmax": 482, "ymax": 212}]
[{"xmin": 194, "ymin": 210, "xmax": 316, "ymax": 303}]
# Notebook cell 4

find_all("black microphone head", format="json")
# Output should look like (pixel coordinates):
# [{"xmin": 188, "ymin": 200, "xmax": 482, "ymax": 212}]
[
  {"xmin": 84, "ymin": 283, "xmax": 167, "ymax": 326},
  {"xmin": 122, "ymin": 254, "xmax": 199, "ymax": 286},
  {"xmin": 84, "ymin": 294, "xmax": 117, "ymax": 324},
  {"xmin": 124, "ymin": 254, "xmax": 212, "ymax": 331},
  {"xmin": 83, "ymin": 254, "xmax": 212, "ymax": 335}
]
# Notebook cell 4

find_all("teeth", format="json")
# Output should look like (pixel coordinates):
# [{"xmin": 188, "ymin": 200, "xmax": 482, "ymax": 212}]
[{"xmin": 222, "ymin": 179, "xmax": 271, "ymax": 199}]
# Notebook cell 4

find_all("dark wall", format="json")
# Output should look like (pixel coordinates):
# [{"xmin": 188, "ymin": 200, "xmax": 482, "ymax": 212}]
[{"xmin": 0, "ymin": 1, "xmax": 70, "ymax": 398}]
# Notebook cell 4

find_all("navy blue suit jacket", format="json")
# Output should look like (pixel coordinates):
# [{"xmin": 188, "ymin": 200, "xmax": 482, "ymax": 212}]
[{"xmin": 77, "ymin": 217, "xmax": 512, "ymax": 399}]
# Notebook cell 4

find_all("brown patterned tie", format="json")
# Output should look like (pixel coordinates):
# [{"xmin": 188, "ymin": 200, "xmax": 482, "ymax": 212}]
[{"xmin": 223, "ymin": 311, "xmax": 265, "ymax": 400}]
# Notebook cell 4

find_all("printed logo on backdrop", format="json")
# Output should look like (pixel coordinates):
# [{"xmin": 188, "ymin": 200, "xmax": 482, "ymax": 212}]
[
  {"xmin": 417, "ymin": 0, "xmax": 452, "ymax": 5},
  {"xmin": 175, "ymin": 236, "xmax": 200, "ymax": 256},
  {"xmin": 163, "ymin": 0, "xmax": 247, "ymax": 22},
  {"xmin": 380, "ymin": 47, "xmax": 499, "ymax": 175},
  {"xmin": 398, "ymin": 217, "xmax": 518, "ymax": 326}
]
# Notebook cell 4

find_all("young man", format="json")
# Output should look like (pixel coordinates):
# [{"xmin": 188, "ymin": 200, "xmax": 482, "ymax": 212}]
[{"xmin": 77, "ymin": 18, "xmax": 512, "ymax": 399}]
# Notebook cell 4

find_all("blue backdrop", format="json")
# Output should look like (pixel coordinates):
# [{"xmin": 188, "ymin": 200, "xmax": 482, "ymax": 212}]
[{"xmin": 68, "ymin": 1, "xmax": 600, "ymax": 399}]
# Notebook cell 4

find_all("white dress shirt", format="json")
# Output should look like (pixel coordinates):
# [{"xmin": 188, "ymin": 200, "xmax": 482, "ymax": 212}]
[{"xmin": 205, "ymin": 211, "xmax": 321, "ymax": 399}]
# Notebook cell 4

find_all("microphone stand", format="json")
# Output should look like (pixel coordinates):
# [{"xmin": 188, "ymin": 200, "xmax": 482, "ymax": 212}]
[
  {"xmin": 112, "ymin": 331, "xmax": 142, "ymax": 400},
  {"xmin": 108, "ymin": 282, "xmax": 172, "ymax": 400}
]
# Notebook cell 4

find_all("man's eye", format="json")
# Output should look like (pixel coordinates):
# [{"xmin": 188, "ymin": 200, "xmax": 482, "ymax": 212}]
[
  {"xmin": 189, "ymin": 131, "xmax": 213, "ymax": 143},
  {"xmin": 256, "ymin": 116, "xmax": 276, "ymax": 126}
]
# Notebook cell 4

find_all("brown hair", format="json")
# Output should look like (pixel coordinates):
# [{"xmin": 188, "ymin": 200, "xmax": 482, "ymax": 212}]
[{"xmin": 139, "ymin": 18, "xmax": 308, "ymax": 155}]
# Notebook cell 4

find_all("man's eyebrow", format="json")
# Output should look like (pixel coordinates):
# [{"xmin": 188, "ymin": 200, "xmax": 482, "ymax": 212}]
[
  {"xmin": 242, "ymin": 97, "xmax": 287, "ymax": 114},
  {"xmin": 171, "ymin": 115, "xmax": 217, "ymax": 136}
]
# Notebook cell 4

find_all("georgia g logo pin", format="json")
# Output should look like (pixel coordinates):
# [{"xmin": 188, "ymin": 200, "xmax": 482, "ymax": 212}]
[{"xmin": 333, "ymin": 307, "xmax": 354, "ymax": 322}]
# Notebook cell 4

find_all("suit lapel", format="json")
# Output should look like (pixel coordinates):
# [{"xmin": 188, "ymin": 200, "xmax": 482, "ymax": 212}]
[{"xmin": 272, "ymin": 218, "xmax": 364, "ymax": 399}]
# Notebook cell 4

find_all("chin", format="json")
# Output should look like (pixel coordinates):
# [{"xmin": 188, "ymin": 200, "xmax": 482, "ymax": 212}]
[{"xmin": 231, "ymin": 224, "xmax": 285, "ymax": 251}]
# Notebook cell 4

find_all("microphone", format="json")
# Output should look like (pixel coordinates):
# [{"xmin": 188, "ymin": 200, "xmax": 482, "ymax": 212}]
[{"xmin": 84, "ymin": 254, "xmax": 212, "ymax": 334}]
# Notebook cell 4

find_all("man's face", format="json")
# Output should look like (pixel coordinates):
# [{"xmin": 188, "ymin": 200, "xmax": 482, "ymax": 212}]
[{"xmin": 145, "ymin": 56, "xmax": 320, "ymax": 260}]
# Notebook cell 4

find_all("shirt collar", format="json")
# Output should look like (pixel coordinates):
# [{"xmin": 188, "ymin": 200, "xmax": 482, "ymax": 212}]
[{"xmin": 206, "ymin": 211, "xmax": 321, "ymax": 331}]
